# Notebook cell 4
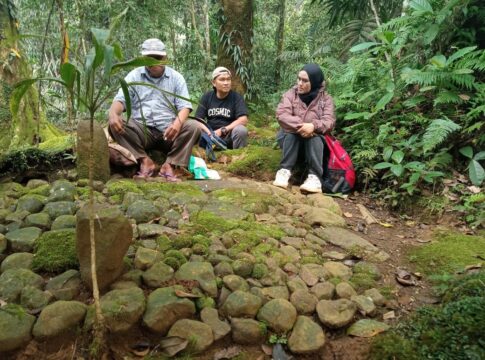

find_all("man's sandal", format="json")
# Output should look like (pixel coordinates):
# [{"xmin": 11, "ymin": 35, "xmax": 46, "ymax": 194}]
[
  {"xmin": 158, "ymin": 172, "xmax": 181, "ymax": 183},
  {"xmin": 133, "ymin": 169, "xmax": 154, "ymax": 180}
]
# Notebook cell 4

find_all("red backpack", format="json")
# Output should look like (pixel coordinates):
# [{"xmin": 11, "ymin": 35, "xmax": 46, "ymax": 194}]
[{"xmin": 322, "ymin": 134, "xmax": 355, "ymax": 193}]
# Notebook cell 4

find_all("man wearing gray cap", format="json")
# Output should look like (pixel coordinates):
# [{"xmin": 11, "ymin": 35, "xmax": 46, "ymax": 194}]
[
  {"xmin": 108, "ymin": 38, "xmax": 200, "ymax": 181},
  {"xmin": 195, "ymin": 66, "xmax": 248, "ymax": 149}
]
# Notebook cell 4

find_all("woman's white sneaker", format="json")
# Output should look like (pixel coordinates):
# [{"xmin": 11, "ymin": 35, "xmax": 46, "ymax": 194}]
[
  {"xmin": 300, "ymin": 174, "xmax": 322, "ymax": 193},
  {"xmin": 273, "ymin": 169, "xmax": 291, "ymax": 189}
]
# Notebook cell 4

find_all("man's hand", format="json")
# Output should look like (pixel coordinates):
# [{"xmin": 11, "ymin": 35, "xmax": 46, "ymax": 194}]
[
  {"xmin": 164, "ymin": 118, "xmax": 182, "ymax": 142},
  {"xmin": 108, "ymin": 112, "xmax": 124, "ymax": 134},
  {"xmin": 108, "ymin": 102, "xmax": 125, "ymax": 134},
  {"xmin": 214, "ymin": 128, "xmax": 223, "ymax": 137},
  {"xmin": 296, "ymin": 123, "xmax": 315, "ymax": 138}
]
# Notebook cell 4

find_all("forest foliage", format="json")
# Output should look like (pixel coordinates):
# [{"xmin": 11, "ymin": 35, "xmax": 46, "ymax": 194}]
[{"xmin": 2, "ymin": 0, "xmax": 485, "ymax": 224}]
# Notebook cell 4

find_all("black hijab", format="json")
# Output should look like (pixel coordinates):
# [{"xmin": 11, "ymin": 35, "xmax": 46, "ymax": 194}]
[{"xmin": 298, "ymin": 63, "xmax": 324, "ymax": 106}]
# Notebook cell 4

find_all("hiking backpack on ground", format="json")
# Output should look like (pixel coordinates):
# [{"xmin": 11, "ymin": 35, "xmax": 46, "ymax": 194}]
[{"xmin": 322, "ymin": 134, "xmax": 355, "ymax": 193}]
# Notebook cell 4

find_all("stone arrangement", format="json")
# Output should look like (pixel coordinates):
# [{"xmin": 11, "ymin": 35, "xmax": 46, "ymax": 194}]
[{"xmin": 0, "ymin": 176, "xmax": 391, "ymax": 355}]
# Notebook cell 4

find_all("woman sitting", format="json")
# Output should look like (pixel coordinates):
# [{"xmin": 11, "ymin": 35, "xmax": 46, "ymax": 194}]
[{"xmin": 273, "ymin": 63, "xmax": 336, "ymax": 193}]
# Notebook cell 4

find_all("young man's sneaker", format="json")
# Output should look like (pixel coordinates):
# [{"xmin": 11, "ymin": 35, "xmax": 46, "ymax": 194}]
[
  {"xmin": 273, "ymin": 168, "xmax": 291, "ymax": 189},
  {"xmin": 300, "ymin": 174, "xmax": 322, "ymax": 193}
]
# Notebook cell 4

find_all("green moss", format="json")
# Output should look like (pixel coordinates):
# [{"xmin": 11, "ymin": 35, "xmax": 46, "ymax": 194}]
[
  {"xmin": 172, "ymin": 234, "xmax": 193, "ymax": 249},
  {"xmin": 328, "ymin": 277, "xmax": 342, "ymax": 286},
  {"xmin": 407, "ymin": 231, "xmax": 485, "ymax": 275},
  {"xmin": 105, "ymin": 179, "xmax": 143, "ymax": 198},
  {"xmin": 164, "ymin": 250, "xmax": 187, "ymax": 265},
  {"xmin": 192, "ymin": 243, "xmax": 208, "ymax": 255},
  {"xmin": 39, "ymin": 135, "xmax": 75, "ymax": 153},
  {"xmin": 32, "ymin": 229, "xmax": 78, "ymax": 273},
  {"xmin": 369, "ymin": 333, "xmax": 419, "ymax": 360},
  {"xmin": 301, "ymin": 256, "xmax": 322, "ymax": 265},
  {"xmin": 156, "ymin": 235, "xmax": 172, "ymax": 252},
  {"xmin": 350, "ymin": 273, "xmax": 377, "ymax": 291},
  {"xmin": 251, "ymin": 243, "xmax": 274, "ymax": 256},
  {"xmin": 192, "ymin": 234, "xmax": 211, "ymax": 247},
  {"xmin": 163, "ymin": 257, "xmax": 181, "ymax": 270},
  {"xmin": 28, "ymin": 184, "xmax": 50, "ymax": 196},
  {"xmin": 222, "ymin": 145, "xmax": 280, "ymax": 180},
  {"xmin": 211, "ymin": 188, "xmax": 277, "ymax": 209},
  {"xmin": 195, "ymin": 296, "xmax": 215, "ymax": 310},
  {"xmin": 137, "ymin": 181, "xmax": 204, "ymax": 198},
  {"xmin": 252, "ymin": 263, "xmax": 269, "ymax": 279}
]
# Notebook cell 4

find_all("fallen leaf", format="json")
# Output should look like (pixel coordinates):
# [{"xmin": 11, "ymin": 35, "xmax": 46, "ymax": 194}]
[
  {"xmin": 160, "ymin": 336, "xmax": 189, "ymax": 357},
  {"xmin": 347, "ymin": 319, "xmax": 390, "ymax": 337},
  {"xmin": 459, "ymin": 94, "xmax": 470, "ymax": 101},
  {"xmin": 214, "ymin": 346, "xmax": 242, "ymax": 360},
  {"xmin": 416, "ymin": 238, "xmax": 431, "ymax": 243},
  {"xmin": 357, "ymin": 204, "xmax": 378, "ymax": 225},
  {"xmin": 379, "ymin": 222, "xmax": 393, "ymax": 228},
  {"xmin": 405, "ymin": 221, "xmax": 416, "ymax": 227},
  {"xmin": 174, "ymin": 289, "xmax": 202, "ymax": 298},
  {"xmin": 383, "ymin": 311, "xmax": 395, "ymax": 320},
  {"xmin": 467, "ymin": 185, "xmax": 481, "ymax": 194},
  {"xmin": 396, "ymin": 235, "xmax": 405, "ymax": 239},
  {"xmin": 464, "ymin": 263, "xmax": 482, "ymax": 272},
  {"xmin": 343, "ymin": 212, "xmax": 353, "ymax": 218}
]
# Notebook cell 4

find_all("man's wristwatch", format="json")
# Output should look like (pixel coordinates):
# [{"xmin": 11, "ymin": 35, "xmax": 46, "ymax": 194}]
[{"xmin": 220, "ymin": 127, "xmax": 228, "ymax": 136}]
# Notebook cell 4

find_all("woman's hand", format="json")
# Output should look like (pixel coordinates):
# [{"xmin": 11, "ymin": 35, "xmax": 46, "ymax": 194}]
[{"xmin": 296, "ymin": 123, "xmax": 315, "ymax": 138}]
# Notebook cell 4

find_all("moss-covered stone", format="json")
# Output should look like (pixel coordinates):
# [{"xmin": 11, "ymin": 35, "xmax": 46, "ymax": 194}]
[
  {"xmin": 106, "ymin": 179, "xmax": 143, "ymax": 198},
  {"xmin": 252, "ymin": 263, "xmax": 269, "ymax": 279},
  {"xmin": 32, "ymin": 229, "xmax": 78, "ymax": 273},
  {"xmin": 407, "ymin": 231, "xmax": 485, "ymax": 275},
  {"xmin": 221, "ymin": 145, "xmax": 280, "ymax": 180}
]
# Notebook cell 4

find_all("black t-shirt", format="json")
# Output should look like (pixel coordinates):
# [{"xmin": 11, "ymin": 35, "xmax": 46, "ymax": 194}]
[{"xmin": 195, "ymin": 90, "xmax": 248, "ymax": 130}]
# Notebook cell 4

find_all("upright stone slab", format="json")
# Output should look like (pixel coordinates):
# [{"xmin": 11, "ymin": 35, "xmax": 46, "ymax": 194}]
[
  {"xmin": 76, "ymin": 204, "xmax": 132, "ymax": 290},
  {"xmin": 76, "ymin": 120, "xmax": 110, "ymax": 182}
]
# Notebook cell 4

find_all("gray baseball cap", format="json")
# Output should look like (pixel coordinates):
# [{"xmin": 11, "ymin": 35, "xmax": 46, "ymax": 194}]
[
  {"xmin": 140, "ymin": 38, "xmax": 167, "ymax": 56},
  {"xmin": 212, "ymin": 66, "xmax": 231, "ymax": 80}
]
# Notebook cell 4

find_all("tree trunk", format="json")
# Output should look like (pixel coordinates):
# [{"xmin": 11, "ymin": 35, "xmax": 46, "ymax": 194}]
[
  {"xmin": 274, "ymin": 0, "xmax": 286, "ymax": 86},
  {"xmin": 0, "ymin": 0, "xmax": 60, "ymax": 153},
  {"xmin": 216, "ymin": 0, "xmax": 253, "ymax": 95}
]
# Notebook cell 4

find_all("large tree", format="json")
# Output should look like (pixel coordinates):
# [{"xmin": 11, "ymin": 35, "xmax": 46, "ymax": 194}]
[
  {"xmin": 0, "ymin": 0, "xmax": 60, "ymax": 153},
  {"xmin": 216, "ymin": 0, "xmax": 253, "ymax": 95}
]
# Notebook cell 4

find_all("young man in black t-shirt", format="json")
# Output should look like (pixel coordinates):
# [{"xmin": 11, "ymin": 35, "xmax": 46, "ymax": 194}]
[{"xmin": 195, "ymin": 67, "xmax": 249, "ymax": 149}]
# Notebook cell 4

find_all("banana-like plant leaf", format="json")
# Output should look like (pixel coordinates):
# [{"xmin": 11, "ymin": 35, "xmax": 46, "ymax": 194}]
[
  {"xmin": 91, "ymin": 28, "xmax": 110, "ymax": 70},
  {"xmin": 127, "ymin": 81, "xmax": 197, "ymax": 105},
  {"xmin": 113, "ymin": 43, "xmax": 123, "ymax": 60},
  {"xmin": 60, "ymin": 63, "xmax": 78, "ymax": 89},
  {"xmin": 111, "ymin": 57, "xmax": 162, "ymax": 74},
  {"xmin": 104, "ymin": 45, "xmax": 115, "ymax": 81},
  {"xmin": 119, "ymin": 79, "xmax": 131, "ymax": 120}
]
